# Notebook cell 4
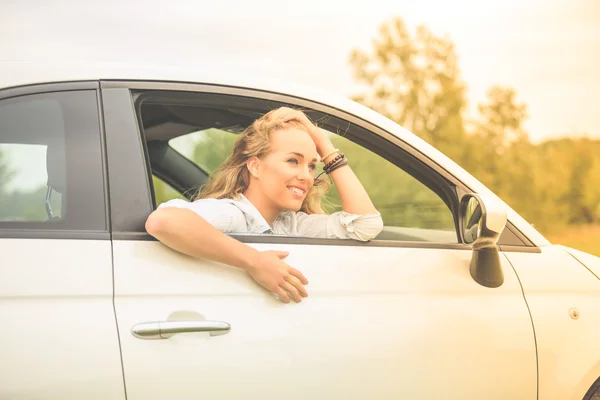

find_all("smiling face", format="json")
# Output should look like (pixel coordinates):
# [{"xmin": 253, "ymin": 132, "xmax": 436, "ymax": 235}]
[{"xmin": 246, "ymin": 126, "xmax": 318, "ymax": 215}]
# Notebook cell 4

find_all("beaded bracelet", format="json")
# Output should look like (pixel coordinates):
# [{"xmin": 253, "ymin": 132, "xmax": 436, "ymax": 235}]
[
  {"xmin": 324, "ymin": 156, "xmax": 344, "ymax": 172},
  {"xmin": 323, "ymin": 152, "xmax": 344, "ymax": 171},
  {"xmin": 324, "ymin": 156, "xmax": 348, "ymax": 174},
  {"xmin": 326, "ymin": 158, "xmax": 348, "ymax": 174},
  {"xmin": 321, "ymin": 148, "xmax": 339, "ymax": 162}
]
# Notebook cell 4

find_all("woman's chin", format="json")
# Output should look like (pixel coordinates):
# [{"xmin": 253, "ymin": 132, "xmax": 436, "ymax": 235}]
[{"xmin": 279, "ymin": 199, "xmax": 304, "ymax": 212}]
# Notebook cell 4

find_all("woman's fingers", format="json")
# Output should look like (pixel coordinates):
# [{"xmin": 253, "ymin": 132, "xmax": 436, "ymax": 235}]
[
  {"xmin": 289, "ymin": 267, "xmax": 309, "ymax": 285},
  {"xmin": 281, "ymin": 281, "xmax": 303, "ymax": 303},
  {"xmin": 274, "ymin": 251, "xmax": 289, "ymax": 259},
  {"xmin": 274, "ymin": 286, "xmax": 291, "ymax": 303},
  {"xmin": 280, "ymin": 108, "xmax": 312, "ymax": 127},
  {"xmin": 286, "ymin": 275, "xmax": 308, "ymax": 298}
]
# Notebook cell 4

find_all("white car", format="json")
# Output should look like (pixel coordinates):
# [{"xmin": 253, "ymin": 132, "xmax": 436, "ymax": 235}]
[{"xmin": 0, "ymin": 62, "xmax": 599, "ymax": 400}]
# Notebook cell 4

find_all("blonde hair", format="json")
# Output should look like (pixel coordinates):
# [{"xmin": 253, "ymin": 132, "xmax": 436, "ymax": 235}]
[{"xmin": 194, "ymin": 108, "xmax": 331, "ymax": 214}]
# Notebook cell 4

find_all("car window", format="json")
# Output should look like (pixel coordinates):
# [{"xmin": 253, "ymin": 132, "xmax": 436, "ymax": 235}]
[
  {"xmin": 169, "ymin": 128, "xmax": 238, "ymax": 175},
  {"xmin": 140, "ymin": 97, "xmax": 456, "ymax": 242},
  {"xmin": 326, "ymin": 133, "xmax": 455, "ymax": 241},
  {"xmin": 0, "ymin": 143, "xmax": 63, "ymax": 221},
  {"xmin": 153, "ymin": 175, "xmax": 186, "ymax": 206},
  {"xmin": 166, "ymin": 129, "xmax": 455, "ymax": 241},
  {"xmin": 0, "ymin": 90, "xmax": 106, "ymax": 232}
]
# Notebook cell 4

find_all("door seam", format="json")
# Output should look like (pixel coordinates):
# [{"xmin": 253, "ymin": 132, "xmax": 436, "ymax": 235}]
[
  {"xmin": 99, "ymin": 85, "xmax": 128, "ymax": 400},
  {"xmin": 503, "ymin": 252, "xmax": 539, "ymax": 400}
]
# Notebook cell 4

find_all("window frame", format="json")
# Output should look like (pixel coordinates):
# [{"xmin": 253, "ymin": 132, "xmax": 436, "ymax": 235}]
[
  {"xmin": 101, "ymin": 80, "xmax": 537, "ymax": 251},
  {"xmin": 0, "ymin": 81, "xmax": 110, "ymax": 240},
  {"xmin": 137, "ymin": 91, "xmax": 460, "ymax": 240}
]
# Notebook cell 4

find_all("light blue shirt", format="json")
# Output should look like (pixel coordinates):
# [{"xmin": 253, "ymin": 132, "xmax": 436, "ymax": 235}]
[{"xmin": 158, "ymin": 194, "xmax": 383, "ymax": 242}]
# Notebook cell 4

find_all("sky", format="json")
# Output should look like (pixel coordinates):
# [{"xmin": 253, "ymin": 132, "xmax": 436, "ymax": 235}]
[{"xmin": 1, "ymin": 0, "xmax": 599, "ymax": 144}]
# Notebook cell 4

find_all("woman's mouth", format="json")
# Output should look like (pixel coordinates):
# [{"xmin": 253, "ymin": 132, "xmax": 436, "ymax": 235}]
[{"xmin": 287, "ymin": 186, "xmax": 306, "ymax": 197}]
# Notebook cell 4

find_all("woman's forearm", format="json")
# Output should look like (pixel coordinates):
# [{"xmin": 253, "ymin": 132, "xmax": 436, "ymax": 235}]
[
  {"xmin": 319, "ymin": 141, "xmax": 378, "ymax": 215},
  {"xmin": 145, "ymin": 207, "xmax": 260, "ymax": 271},
  {"xmin": 278, "ymin": 110, "xmax": 379, "ymax": 216}
]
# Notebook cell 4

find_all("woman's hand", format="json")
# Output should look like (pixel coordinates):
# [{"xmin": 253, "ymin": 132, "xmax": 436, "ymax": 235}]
[
  {"xmin": 279, "ymin": 108, "xmax": 335, "ymax": 158},
  {"xmin": 246, "ymin": 250, "xmax": 309, "ymax": 303}
]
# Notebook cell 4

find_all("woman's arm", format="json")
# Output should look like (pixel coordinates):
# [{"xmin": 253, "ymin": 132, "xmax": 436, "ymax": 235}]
[
  {"xmin": 316, "ymin": 138, "xmax": 378, "ymax": 214},
  {"xmin": 282, "ymin": 110, "xmax": 378, "ymax": 214},
  {"xmin": 145, "ymin": 207, "xmax": 308, "ymax": 303}
]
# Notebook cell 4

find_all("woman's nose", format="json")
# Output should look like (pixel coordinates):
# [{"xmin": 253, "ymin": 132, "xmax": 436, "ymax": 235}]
[{"xmin": 298, "ymin": 166, "xmax": 313, "ymax": 181}]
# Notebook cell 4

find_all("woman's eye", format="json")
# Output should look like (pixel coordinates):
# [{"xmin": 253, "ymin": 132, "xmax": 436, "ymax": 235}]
[
  {"xmin": 309, "ymin": 163, "xmax": 316, "ymax": 171},
  {"xmin": 287, "ymin": 158, "xmax": 299, "ymax": 165}
]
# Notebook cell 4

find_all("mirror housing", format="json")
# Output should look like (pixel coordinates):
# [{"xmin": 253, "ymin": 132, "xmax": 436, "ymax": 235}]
[{"xmin": 460, "ymin": 194, "xmax": 508, "ymax": 288}]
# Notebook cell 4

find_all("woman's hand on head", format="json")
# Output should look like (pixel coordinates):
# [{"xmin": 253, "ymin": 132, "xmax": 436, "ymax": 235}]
[
  {"xmin": 246, "ymin": 250, "xmax": 309, "ymax": 303},
  {"xmin": 278, "ymin": 108, "xmax": 333, "ymax": 157}
]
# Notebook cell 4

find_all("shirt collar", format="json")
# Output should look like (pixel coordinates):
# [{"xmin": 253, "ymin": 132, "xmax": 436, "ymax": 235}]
[{"xmin": 229, "ymin": 194, "xmax": 274, "ymax": 234}]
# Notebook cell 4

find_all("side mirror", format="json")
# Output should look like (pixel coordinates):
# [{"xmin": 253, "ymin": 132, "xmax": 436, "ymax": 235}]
[{"xmin": 460, "ymin": 194, "xmax": 508, "ymax": 288}]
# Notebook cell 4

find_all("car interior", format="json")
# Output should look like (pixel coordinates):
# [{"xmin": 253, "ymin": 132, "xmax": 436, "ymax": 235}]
[
  {"xmin": 134, "ymin": 92, "xmax": 462, "ymax": 242},
  {"xmin": 0, "ymin": 95, "xmax": 66, "ymax": 222}
]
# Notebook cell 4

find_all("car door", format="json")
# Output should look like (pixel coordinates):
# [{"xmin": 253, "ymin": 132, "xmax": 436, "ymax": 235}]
[
  {"xmin": 103, "ymin": 81, "xmax": 538, "ymax": 399},
  {"xmin": 0, "ymin": 83, "xmax": 125, "ymax": 399}
]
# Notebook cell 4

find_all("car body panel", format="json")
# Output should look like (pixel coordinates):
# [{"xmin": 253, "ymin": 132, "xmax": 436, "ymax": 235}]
[
  {"xmin": 0, "ymin": 239, "xmax": 125, "ymax": 399},
  {"xmin": 2, "ymin": 66, "xmax": 599, "ymax": 398},
  {"xmin": 561, "ymin": 245, "xmax": 600, "ymax": 280},
  {"xmin": 504, "ymin": 245, "xmax": 600, "ymax": 399},
  {"xmin": 114, "ymin": 240, "xmax": 536, "ymax": 399}
]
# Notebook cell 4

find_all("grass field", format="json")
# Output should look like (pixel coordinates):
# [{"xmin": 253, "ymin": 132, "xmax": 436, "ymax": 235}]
[{"xmin": 544, "ymin": 224, "xmax": 600, "ymax": 257}]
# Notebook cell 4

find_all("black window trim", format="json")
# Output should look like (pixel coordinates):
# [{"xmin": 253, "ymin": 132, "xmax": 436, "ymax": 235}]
[
  {"xmin": 101, "ymin": 79, "xmax": 537, "ymax": 251},
  {"xmin": 0, "ymin": 81, "xmax": 111, "ymax": 240}
]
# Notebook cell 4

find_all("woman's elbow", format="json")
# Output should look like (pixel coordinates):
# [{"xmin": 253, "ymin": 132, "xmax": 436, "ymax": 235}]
[
  {"xmin": 145, "ymin": 209, "xmax": 170, "ymax": 238},
  {"xmin": 353, "ymin": 214, "xmax": 384, "ymax": 241}
]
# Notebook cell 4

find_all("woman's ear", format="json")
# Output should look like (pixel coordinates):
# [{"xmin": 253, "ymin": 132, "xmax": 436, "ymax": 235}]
[{"xmin": 246, "ymin": 156, "xmax": 261, "ymax": 179}]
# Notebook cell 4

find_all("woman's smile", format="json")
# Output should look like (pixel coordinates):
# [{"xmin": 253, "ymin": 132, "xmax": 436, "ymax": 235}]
[{"xmin": 287, "ymin": 185, "xmax": 307, "ymax": 197}]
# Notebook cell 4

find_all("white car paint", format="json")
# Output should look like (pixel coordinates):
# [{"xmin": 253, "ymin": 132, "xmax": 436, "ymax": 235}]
[
  {"xmin": 504, "ymin": 246, "xmax": 600, "ymax": 400},
  {"xmin": 0, "ymin": 239, "xmax": 125, "ymax": 399},
  {"xmin": 114, "ymin": 240, "xmax": 536, "ymax": 399},
  {"xmin": 562, "ymin": 245, "xmax": 600, "ymax": 280},
  {"xmin": 0, "ymin": 62, "xmax": 598, "ymax": 399}
]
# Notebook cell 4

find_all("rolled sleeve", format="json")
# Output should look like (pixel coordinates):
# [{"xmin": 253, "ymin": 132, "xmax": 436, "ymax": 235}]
[
  {"xmin": 294, "ymin": 211, "xmax": 384, "ymax": 241},
  {"xmin": 157, "ymin": 198, "xmax": 248, "ymax": 233}
]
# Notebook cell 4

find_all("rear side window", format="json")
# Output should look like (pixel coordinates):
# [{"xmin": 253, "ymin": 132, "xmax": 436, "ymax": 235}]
[{"xmin": 0, "ymin": 90, "xmax": 106, "ymax": 232}]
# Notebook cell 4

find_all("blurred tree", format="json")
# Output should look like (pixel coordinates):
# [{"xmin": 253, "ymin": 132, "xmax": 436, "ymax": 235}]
[
  {"xmin": 469, "ymin": 86, "xmax": 541, "ymax": 222},
  {"xmin": 0, "ymin": 148, "xmax": 15, "ymax": 195},
  {"xmin": 349, "ymin": 17, "xmax": 468, "ymax": 162},
  {"xmin": 537, "ymin": 138, "xmax": 600, "ymax": 227},
  {"xmin": 347, "ymin": 17, "xmax": 600, "ymax": 237},
  {"xmin": 191, "ymin": 128, "xmax": 238, "ymax": 174},
  {"xmin": 0, "ymin": 149, "xmax": 16, "ymax": 219}
]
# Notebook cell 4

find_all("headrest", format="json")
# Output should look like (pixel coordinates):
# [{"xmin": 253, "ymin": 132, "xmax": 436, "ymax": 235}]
[{"xmin": 46, "ymin": 138, "xmax": 66, "ymax": 194}]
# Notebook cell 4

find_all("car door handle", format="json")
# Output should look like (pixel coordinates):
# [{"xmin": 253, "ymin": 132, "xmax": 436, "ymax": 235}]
[{"xmin": 131, "ymin": 320, "xmax": 231, "ymax": 339}]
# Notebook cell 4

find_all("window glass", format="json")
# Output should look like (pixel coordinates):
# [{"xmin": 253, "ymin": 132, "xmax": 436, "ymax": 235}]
[
  {"xmin": 0, "ymin": 90, "xmax": 106, "ymax": 231},
  {"xmin": 153, "ymin": 175, "xmax": 186, "ymax": 206},
  {"xmin": 0, "ymin": 143, "xmax": 62, "ymax": 221},
  {"xmin": 169, "ymin": 128, "xmax": 238, "ymax": 174},
  {"xmin": 325, "ymin": 133, "xmax": 456, "ymax": 242}
]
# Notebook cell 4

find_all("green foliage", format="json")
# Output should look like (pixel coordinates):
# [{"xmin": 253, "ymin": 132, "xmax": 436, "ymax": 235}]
[
  {"xmin": 189, "ymin": 128, "xmax": 239, "ymax": 174},
  {"xmin": 153, "ymin": 175, "xmax": 186, "ymax": 207},
  {"xmin": 350, "ymin": 18, "xmax": 468, "ymax": 162},
  {"xmin": 124, "ymin": 16, "xmax": 600, "ymax": 245},
  {"xmin": 0, "ymin": 148, "xmax": 15, "ymax": 196},
  {"xmin": 350, "ymin": 16, "xmax": 600, "ymax": 243},
  {"xmin": 326, "ymin": 134, "xmax": 455, "ymax": 230},
  {"xmin": 0, "ymin": 148, "xmax": 62, "ymax": 222},
  {"xmin": 0, "ymin": 185, "xmax": 62, "ymax": 222},
  {"xmin": 153, "ymin": 128, "xmax": 239, "ymax": 206}
]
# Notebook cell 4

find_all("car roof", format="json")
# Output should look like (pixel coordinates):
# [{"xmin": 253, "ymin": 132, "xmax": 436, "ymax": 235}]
[{"xmin": 0, "ymin": 61, "xmax": 550, "ymax": 247}]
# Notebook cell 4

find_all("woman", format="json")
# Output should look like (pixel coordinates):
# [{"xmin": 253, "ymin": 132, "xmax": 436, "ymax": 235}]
[{"xmin": 145, "ymin": 107, "xmax": 383, "ymax": 303}]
